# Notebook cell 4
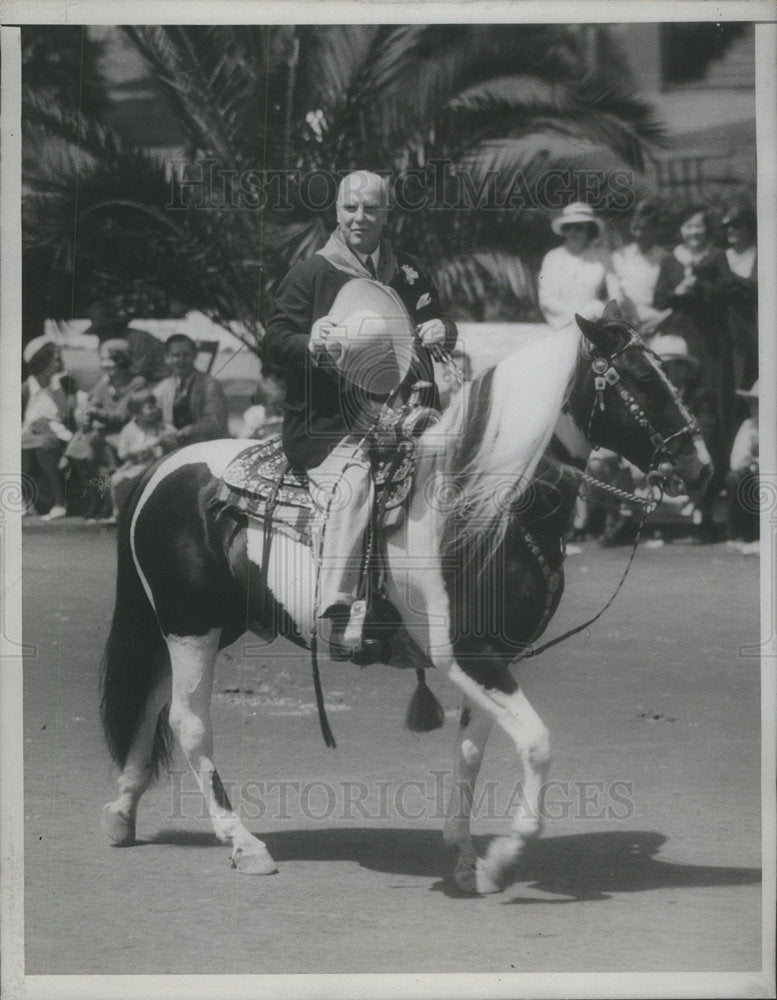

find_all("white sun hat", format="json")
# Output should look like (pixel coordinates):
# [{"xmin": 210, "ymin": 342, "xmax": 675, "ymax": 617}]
[{"xmin": 551, "ymin": 202, "xmax": 605, "ymax": 237}]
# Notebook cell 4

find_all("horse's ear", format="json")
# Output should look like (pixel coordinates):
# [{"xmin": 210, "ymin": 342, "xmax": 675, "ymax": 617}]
[
  {"xmin": 575, "ymin": 302, "xmax": 623, "ymax": 355},
  {"xmin": 574, "ymin": 313, "xmax": 598, "ymax": 340},
  {"xmin": 601, "ymin": 300, "xmax": 623, "ymax": 323}
]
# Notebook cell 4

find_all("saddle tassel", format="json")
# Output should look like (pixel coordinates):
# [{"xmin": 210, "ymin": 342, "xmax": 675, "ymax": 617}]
[{"xmin": 404, "ymin": 668, "xmax": 445, "ymax": 733}]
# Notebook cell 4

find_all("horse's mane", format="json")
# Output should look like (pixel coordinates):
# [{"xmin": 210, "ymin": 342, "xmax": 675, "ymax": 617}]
[{"xmin": 430, "ymin": 327, "xmax": 582, "ymax": 559}]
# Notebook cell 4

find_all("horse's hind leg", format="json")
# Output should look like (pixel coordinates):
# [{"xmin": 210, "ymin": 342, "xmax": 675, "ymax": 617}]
[
  {"xmin": 102, "ymin": 674, "xmax": 171, "ymax": 846},
  {"xmin": 166, "ymin": 629, "xmax": 277, "ymax": 875},
  {"xmin": 442, "ymin": 698, "xmax": 498, "ymax": 893}
]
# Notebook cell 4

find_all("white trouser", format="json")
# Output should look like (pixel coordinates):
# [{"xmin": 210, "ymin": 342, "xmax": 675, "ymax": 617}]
[{"xmin": 307, "ymin": 436, "xmax": 374, "ymax": 614}]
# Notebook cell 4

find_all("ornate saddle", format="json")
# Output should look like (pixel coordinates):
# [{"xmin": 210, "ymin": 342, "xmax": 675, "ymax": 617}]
[{"xmin": 215, "ymin": 414, "xmax": 432, "ymax": 543}]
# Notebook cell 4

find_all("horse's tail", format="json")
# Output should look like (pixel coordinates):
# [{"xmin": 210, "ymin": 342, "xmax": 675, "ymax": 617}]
[
  {"xmin": 405, "ymin": 669, "xmax": 445, "ymax": 732},
  {"xmin": 100, "ymin": 471, "xmax": 173, "ymax": 777}
]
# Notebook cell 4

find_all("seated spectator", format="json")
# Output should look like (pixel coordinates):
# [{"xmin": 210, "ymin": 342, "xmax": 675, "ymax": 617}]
[
  {"xmin": 726, "ymin": 381, "xmax": 759, "ymax": 551},
  {"xmin": 21, "ymin": 336, "xmax": 75, "ymax": 520},
  {"xmin": 237, "ymin": 373, "xmax": 284, "ymax": 440},
  {"xmin": 110, "ymin": 391, "xmax": 177, "ymax": 521},
  {"xmin": 83, "ymin": 300, "xmax": 169, "ymax": 384},
  {"xmin": 65, "ymin": 339, "xmax": 147, "ymax": 519},
  {"xmin": 610, "ymin": 200, "xmax": 671, "ymax": 337},
  {"xmin": 153, "ymin": 334, "xmax": 229, "ymax": 450},
  {"xmin": 587, "ymin": 449, "xmax": 641, "ymax": 548}
]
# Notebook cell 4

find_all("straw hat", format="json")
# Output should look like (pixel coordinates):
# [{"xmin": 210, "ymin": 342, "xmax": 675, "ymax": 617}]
[
  {"xmin": 736, "ymin": 380, "xmax": 758, "ymax": 400},
  {"xmin": 650, "ymin": 334, "xmax": 699, "ymax": 369},
  {"xmin": 551, "ymin": 202, "xmax": 605, "ymax": 237},
  {"xmin": 324, "ymin": 278, "xmax": 414, "ymax": 395}
]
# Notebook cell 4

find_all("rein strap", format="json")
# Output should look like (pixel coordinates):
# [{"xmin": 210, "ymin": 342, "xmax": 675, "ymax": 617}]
[{"xmin": 519, "ymin": 499, "xmax": 652, "ymax": 661}]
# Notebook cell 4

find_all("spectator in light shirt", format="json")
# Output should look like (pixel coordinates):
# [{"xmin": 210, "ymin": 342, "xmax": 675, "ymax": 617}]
[{"xmin": 538, "ymin": 202, "xmax": 612, "ymax": 331}]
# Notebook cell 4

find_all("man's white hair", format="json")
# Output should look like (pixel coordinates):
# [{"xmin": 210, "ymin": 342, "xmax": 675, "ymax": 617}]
[{"xmin": 337, "ymin": 171, "xmax": 390, "ymax": 206}]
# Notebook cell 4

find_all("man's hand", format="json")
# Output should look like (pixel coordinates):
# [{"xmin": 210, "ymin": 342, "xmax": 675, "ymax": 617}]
[
  {"xmin": 308, "ymin": 316, "xmax": 342, "ymax": 367},
  {"xmin": 674, "ymin": 268, "xmax": 697, "ymax": 297},
  {"xmin": 416, "ymin": 318, "xmax": 446, "ymax": 347}
]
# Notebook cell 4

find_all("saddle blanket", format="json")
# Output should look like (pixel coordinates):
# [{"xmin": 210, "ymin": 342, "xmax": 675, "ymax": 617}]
[{"xmin": 215, "ymin": 437, "xmax": 313, "ymax": 543}]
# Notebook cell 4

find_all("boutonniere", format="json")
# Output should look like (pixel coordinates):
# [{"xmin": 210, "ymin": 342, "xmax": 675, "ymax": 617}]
[{"xmin": 401, "ymin": 264, "xmax": 419, "ymax": 285}]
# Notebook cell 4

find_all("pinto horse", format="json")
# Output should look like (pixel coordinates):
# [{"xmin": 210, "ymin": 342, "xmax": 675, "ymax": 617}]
[{"xmin": 100, "ymin": 306, "xmax": 711, "ymax": 891}]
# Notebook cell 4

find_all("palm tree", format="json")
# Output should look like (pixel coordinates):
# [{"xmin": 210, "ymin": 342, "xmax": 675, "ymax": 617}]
[{"xmin": 23, "ymin": 24, "xmax": 665, "ymax": 349}]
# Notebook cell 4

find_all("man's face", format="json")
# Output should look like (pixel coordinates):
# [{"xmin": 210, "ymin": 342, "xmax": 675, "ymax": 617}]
[
  {"xmin": 336, "ymin": 174, "xmax": 389, "ymax": 255},
  {"xmin": 167, "ymin": 341, "xmax": 196, "ymax": 378}
]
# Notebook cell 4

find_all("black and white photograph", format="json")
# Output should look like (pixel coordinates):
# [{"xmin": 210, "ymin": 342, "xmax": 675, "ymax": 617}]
[{"xmin": 1, "ymin": 3, "xmax": 775, "ymax": 998}]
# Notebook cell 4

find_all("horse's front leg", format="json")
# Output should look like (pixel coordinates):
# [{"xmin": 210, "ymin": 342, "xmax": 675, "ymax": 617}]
[
  {"xmin": 167, "ymin": 629, "xmax": 277, "ymax": 875},
  {"xmin": 449, "ymin": 662, "xmax": 551, "ymax": 892},
  {"xmin": 442, "ymin": 698, "xmax": 499, "ymax": 893}
]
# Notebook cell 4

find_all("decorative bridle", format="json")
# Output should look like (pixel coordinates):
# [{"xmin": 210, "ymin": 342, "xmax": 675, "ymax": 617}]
[
  {"xmin": 584, "ymin": 331, "xmax": 703, "ymax": 481},
  {"xmin": 513, "ymin": 331, "xmax": 707, "ymax": 663}
]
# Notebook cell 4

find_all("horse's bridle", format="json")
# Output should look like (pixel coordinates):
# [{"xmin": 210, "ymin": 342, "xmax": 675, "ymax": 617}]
[{"xmin": 584, "ymin": 333, "xmax": 702, "ymax": 476}]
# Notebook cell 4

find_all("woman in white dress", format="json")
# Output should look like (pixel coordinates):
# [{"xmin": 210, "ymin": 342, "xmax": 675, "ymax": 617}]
[
  {"xmin": 538, "ymin": 202, "xmax": 612, "ymax": 330},
  {"xmin": 610, "ymin": 200, "xmax": 670, "ymax": 337}
]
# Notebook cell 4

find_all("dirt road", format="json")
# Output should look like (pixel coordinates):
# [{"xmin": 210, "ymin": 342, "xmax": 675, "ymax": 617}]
[{"xmin": 22, "ymin": 521, "xmax": 761, "ymax": 976}]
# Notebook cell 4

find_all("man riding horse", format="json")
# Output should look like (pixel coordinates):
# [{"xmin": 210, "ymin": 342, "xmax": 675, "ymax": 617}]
[{"xmin": 265, "ymin": 170, "xmax": 457, "ymax": 662}]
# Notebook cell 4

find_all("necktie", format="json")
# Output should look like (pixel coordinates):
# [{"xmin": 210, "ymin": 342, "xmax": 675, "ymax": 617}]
[
  {"xmin": 365, "ymin": 255, "xmax": 376, "ymax": 278},
  {"xmin": 172, "ymin": 376, "xmax": 191, "ymax": 429}
]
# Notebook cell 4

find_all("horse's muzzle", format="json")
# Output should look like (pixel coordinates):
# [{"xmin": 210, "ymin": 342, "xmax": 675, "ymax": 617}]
[{"xmin": 666, "ymin": 435, "xmax": 713, "ymax": 501}]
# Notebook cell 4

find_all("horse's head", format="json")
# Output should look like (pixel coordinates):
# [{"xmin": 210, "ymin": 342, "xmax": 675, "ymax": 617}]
[{"xmin": 572, "ymin": 303, "xmax": 712, "ymax": 500}]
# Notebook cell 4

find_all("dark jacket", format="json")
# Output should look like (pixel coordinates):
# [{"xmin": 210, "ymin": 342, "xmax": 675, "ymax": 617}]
[
  {"xmin": 264, "ymin": 250, "xmax": 457, "ymax": 469},
  {"xmin": 653, "ymin": 246, "xmax": 736, "ymax": 464},
  {"xmin": 154, "ymin": 370, "xmax": 229, "ymax": 443}
]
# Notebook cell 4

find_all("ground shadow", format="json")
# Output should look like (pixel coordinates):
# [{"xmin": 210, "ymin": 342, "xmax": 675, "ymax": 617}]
[{"xmin": 148, "ymin": 826, "xmax": 760, "ymax": 900}]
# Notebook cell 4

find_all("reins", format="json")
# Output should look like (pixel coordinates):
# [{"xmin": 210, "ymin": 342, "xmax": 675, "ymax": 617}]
[
  {"xmin": 517, "ymin": 331, "xmax": 698, "ymax": 663},
  {"xmin": 518, "ymin": 470, "xmax": 664, "ymax": 662},
  {"xmin": 309, "ymin": 326, "xmax": 698, "ymax": 734},
  {"xmin": 309, "ymin": 381, "xmax": 408, "ymax": 749}
]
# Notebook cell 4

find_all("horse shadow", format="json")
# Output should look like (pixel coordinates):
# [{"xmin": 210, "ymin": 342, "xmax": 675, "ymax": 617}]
[{"xmin": 148, "ymin": 827, "xmax": 760, "ymax": 901}]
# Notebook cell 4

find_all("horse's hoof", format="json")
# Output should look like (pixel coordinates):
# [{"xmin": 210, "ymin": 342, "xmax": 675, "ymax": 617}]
[
  {"xmin": 230, "ymin": 845, "xmax": 278, "ymax": 875},
  {"xmin": 481, "ymin": 835, "xmax": 525, "ymax": 889},
  {"xmin": 475, "ymin": 859, "xmax": 504, "ymax": 894},
  {"xmin": 453, "ymin": 859, "xmax": 502, "ymax": 894},
  {"xmin": 101, "ymin": 804, "xmax": 136, "ymax": 846}
]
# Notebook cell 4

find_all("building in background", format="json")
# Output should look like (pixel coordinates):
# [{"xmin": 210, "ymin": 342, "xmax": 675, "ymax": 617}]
[{"xmin": 595, "ymin": 23, "xmax": 756, "ymax": 199}]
